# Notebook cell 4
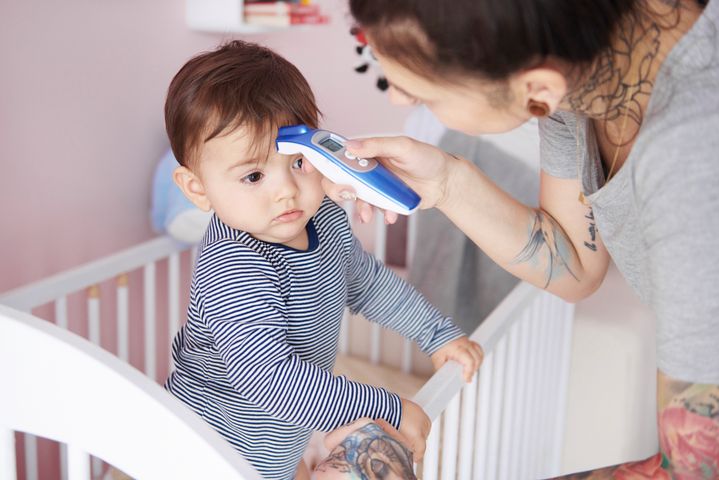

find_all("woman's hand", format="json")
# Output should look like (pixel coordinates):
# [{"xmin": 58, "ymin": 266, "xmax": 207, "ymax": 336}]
[{"xmin": 306, "ymin": 135, "xmax": 459, "ymax": 224}]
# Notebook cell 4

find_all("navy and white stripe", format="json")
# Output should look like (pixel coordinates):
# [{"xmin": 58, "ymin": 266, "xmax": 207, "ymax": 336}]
[{"xmin": 165, "ymin": 198, "xmax": 463, "ymax": 479}]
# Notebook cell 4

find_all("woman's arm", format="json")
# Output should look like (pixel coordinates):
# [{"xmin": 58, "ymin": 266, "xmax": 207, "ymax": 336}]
[
  {"xmin": 440, "ymin": 154, "xmax": 611, "ymax": 302},
  {"xmin": 341, "ymin": 136, "xmax": 611, "ymax": 302}
]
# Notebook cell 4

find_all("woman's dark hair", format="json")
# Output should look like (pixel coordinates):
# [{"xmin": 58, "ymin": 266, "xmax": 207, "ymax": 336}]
[
  {"xmin": 349, "ymin": 0, "xmax": 644, "ymax": 81},
  {"xmin": 165, "ymin": 40, "xmax": 320, "ymax": 168}
]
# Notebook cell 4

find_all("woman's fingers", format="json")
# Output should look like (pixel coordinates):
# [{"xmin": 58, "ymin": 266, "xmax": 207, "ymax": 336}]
[{"xmin": 344, "ymin": 136, "xmax": 414, "ymax": 164}]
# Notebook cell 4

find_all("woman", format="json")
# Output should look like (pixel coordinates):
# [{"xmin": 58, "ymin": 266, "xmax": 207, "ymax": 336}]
[{"xmin": 317, "ymin": 0, "xmax": 718, "ymax": 477}]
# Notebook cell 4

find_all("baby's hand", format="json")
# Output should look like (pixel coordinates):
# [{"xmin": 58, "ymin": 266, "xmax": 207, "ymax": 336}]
[
  {"xmin": 398, "ymin": 398, "xmax": 431, "ymax": 461},
  {"xmin": 431, "ymin": 336, "xmax": 484, "ymax": 382}
]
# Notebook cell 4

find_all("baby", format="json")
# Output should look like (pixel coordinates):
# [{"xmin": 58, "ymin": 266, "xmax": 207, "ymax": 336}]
[{"xmin": 163, "ymin": 40, "xmax": 483, "ymax": 480}]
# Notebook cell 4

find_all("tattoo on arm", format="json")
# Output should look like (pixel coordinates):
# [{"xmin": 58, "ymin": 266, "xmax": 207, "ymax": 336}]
[
  {"xmin": 512, "ymin": 211, "xmax": 579, "ymax": 288},
  {"xmin": 584, "ymin": 209, "xmax": 598, "ymax": 252},
  {"xmin": 315, "ymin": 423, "xmax": 417, "ymax": 479}
]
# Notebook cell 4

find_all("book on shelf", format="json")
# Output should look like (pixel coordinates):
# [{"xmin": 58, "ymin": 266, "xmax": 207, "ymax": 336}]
[
  {"xmin": 244, "ymin": 12, "xmax": 329, "ymax": 27},
  {"xmin": 243, "ymin": 1, "xmax": 320, "ymax": 16}
]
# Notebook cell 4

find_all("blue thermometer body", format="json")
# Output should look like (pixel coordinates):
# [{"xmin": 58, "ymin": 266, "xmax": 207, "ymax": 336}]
[{"xmin": 276, "ymin": 125, "xmax": 420, "ymax": 215}]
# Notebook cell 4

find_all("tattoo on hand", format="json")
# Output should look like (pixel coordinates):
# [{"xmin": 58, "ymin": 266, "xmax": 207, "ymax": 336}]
[
  {"xmin": 512, "ymin": 211, "xmax": 579, "ymax": 288},
  {"xmin": 314, "ymin": 423, "xmax": 416, "ymax": 480}
]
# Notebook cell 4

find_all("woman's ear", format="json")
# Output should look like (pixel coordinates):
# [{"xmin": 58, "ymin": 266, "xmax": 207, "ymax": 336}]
[
  {"xmin": 515, "ymin": 67, "xmax": 568, "ymax": 115},
  {"xmin": 173, "ymin": 166, "xmax": 212, "ymax": 212}
]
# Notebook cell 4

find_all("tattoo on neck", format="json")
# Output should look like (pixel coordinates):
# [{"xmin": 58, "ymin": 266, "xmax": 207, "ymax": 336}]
[{"xmin": 567, "ymin": 14, "xmax": 662, "ymax": 146}]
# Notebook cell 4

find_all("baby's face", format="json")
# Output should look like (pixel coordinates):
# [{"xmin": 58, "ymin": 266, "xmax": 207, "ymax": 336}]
[{"xmin": 196, "ymin": 126, "xmax": 325, "ymax": 249}]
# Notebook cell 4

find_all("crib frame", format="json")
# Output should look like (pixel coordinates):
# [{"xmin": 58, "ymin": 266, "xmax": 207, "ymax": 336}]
[{"xmin": 1, "ymin": 214, "xmax": 574, "ymax": 480}]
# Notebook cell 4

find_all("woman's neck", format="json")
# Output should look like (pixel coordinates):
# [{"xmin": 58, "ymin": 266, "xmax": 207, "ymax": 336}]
[{"xmin": 561, "ymin": 0, "xmax": 703, "ymax": 144}]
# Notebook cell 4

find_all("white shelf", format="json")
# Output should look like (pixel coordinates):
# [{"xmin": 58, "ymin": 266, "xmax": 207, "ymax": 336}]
[{"xmin": 186, "ymin": 0, "xmax": 284, "ymax": 34}]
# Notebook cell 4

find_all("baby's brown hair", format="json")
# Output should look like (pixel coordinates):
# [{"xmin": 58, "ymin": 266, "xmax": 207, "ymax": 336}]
[{"xmin": 165, "ymin": 40, "xmax": 320, "ymax": 168}]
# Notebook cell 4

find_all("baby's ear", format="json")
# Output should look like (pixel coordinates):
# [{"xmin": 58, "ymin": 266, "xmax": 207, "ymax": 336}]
[{"xmin": 173, "ymin": 166, "xmax": 212, "ymax": 212}]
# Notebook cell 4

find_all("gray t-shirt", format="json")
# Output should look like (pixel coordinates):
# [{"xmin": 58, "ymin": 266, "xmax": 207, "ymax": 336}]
[{"xmin": 539, "ymin": 0, "xmax": 719, "ymax": 384}]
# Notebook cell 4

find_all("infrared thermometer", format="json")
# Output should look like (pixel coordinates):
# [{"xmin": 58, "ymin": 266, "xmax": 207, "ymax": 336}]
[{"xmin": 276, "ymin": 125, "xmax": 420, "ymax": 215}]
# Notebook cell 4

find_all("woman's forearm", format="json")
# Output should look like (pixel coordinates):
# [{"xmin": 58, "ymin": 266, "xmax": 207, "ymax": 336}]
[{"xmin": 437, "ymin": 155, "xmax": 606, "ymax": 302}]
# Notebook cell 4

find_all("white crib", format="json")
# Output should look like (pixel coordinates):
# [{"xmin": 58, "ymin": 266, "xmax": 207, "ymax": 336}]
[{"xmin": 0, "ymin": 209, "xmax": 574, "ymax": 480}]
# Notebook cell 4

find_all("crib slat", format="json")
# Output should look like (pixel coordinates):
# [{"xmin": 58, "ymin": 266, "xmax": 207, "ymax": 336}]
[
  {"xmin": 369, "ymin": 216, "xmax": 386, "ymax": 366},
  {"xmin": 541, "ymin": 297, "xmax": 561, "ymax": 476},
  {"xmin": 532, "ymin": 294, "xmax": 552, "ymax": 477},
  {"xmin": 168, "ymin": 252, "xmax": 181, "ymax": 369},
  {"xmin": 338, "ymin": 309, "xmax": 350, "ymax": 356},
  {"xmin": 551, "ymin": 300, "xmax": 574, "ymax": 475},
  {"xmin": 60, "ymin": 443, "xmax": 69, "ymax": 480},
  {"xmin": 521, "ymin": 300, "xmax": 542, "ymax": 480},
  {"xmin": 67, "ymin": 445, "xmax": 90, "ymax": 480},
  {"xmin": 117, "ymin": 275, "xmax": 129, "ymax": 362},
  {"xmin": 543, "ymin": 294, "xmax": 562, "ymax": 477},
  {"xmin": 473, "ymin": 351, "xmax": 494, "ymax": 480},
  {"xmin": 401, "ymin": 338, "xmax": 412, "ymax": 374},
  {"xmin": 24, "ymin": 434, "xmax": 38, "ymax": 480},
  {"xmin": 484, "ymin": 335, "xmax": 507, "ymax": 480},
  {"xmin": 0, "ymin": 428, "xmax": 16, "ymax": 480},
  {"xmin": 370, "ymin": 323, "xmax": 381, "ymax": 365},
  {"xmin": 509, "ymin": 310, "xmax": 531, "ymax": 480},
  {"xmin": 55, "ymin": 296, "xmax": 68, "ymax": 330},
  {"xmin": 421, "ymin": 418, "xmax": 441, "ymax": 480},
  {"xmin": 440, "ymin": 393, "xmax": 461, "ymax": 480},
  {"xmin": 85, "ymin": 277, "xmax": 105, "ymax": 480},
  {"xmin": 373, "ymin": 214, "xmax": 386, "ymax": 262},
  {"xmin": 87, "ymin": 286, "xmax": 100, "ymax": 346},
  {"xmin": 498, "ymin": 320, "xmax": 521, "ymax": 479},
  {"xmin": 458, "ymin": 373, "xmax": 478, "ymax": 480},
  {"xmin": 144, "ymin": 262, "xmax": 157, "ymax": 381},
  {"xmin": 87, "ymin": 285, "xmax": 104, "ymax": 478},
  {"xmin": 190, "ymin": 245, "xmax": 199, "ymax": 270}
]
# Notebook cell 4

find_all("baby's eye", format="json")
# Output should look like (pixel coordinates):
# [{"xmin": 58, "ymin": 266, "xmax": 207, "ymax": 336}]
[
  {"xmin": 292, "ymin": 157, "xmax": 304, "ymax": 170},
  {"xmin": 241, "ymin": 171, "xmax": 264, "ymax": 184}
]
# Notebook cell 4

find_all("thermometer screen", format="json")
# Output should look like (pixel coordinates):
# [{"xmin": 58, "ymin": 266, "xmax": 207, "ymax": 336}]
[{"xmin": 319, "ymin": 137, "xmax": 344, "ymax": 153}]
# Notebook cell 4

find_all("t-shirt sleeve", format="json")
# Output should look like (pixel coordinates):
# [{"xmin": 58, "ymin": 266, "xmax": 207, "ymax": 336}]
[
  {"xmin": 345, "ymin": 235, "xmax": 464, "ymax": 355},
  {"xmin": 636, "ymin": 120, "xmax": 719, "ymax": 384},
  {"xmin": 538, "ymin": 113, "xmax": 580, "ymax": 179},
  {"xmin": 197, "ymin": 240, "xmax": 402, "ymax": 431}
]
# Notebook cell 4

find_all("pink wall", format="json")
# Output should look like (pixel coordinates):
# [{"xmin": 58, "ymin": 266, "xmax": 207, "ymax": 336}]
[{"xmin": 0, "ymin": 0, "xmax": 409, "ymax": 294}]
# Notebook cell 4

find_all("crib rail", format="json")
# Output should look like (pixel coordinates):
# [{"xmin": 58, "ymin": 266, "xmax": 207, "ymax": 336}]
[
  {"xmin": 0, "ymin": 236, "xmax": 194, "ymax": 480},
  {"xmin": 0, "ymin": 237, "xmax": 187, "ymax": 312},
  {"xmin": 0, "ymin": 305, "xmax": 259, "ymax": 480},
  {"xmin": 416, "ymin": 282, "xmax": 574, "ymax": 480}
]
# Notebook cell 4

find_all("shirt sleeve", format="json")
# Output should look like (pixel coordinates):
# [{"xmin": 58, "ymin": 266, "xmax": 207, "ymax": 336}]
[
  {"xmin": 345, "ymin": 235, "xmax": 464, "ymax": 355},
  {"xmin": 538, "ymin": 112, "xmax": 581, "ymax": 179},
  {"xmin": 197, "ymin": 240, "xmax": 402, "ymax": 432},
  {"xmin": 636, "ymin": 119, "xmax": 719, "ymax": 385}
]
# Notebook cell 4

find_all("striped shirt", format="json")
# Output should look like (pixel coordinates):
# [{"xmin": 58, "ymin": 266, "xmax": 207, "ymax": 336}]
[{"xmin": 165, "ymin": 198, "xmax": 463, "ymax": 479}]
